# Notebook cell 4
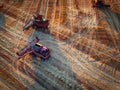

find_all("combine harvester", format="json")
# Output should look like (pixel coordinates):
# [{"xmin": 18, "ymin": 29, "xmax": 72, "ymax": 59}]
[
  {"xmin": 17, "ymin": 37, "xmax": 51, "ymax": 60},
  {"xmin": 93, "ymin": 0, "xmax": 110, "ymax": 8},
  {"xmin": 23, "ymin": 14, "xmax": 49, "ymax": 33},
  {"xmin": 93, "ymin": 0, "xmax": 120, "ymax": 34}
]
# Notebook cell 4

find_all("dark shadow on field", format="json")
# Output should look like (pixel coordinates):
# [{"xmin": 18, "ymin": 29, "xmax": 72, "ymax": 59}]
[
  {"xmin": 19, "ymin": 29, "xmax": 85, "ymax": 90},
  {"xmin": 98, "ymin": 7, "xmax": 120, "ymax": 34},
  {"xmin": 0, "ymin": 13, "xmax": 5, "ymax": 27}
]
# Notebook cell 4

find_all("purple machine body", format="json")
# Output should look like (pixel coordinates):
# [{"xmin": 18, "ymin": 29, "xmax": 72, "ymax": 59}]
[
  {"xmin": 17, "ymin": 37, "xmax": 50, "ymax": 60},
  {"xmin": 23, "ymin": 18, "xmax": 49, "ymax": 30}
]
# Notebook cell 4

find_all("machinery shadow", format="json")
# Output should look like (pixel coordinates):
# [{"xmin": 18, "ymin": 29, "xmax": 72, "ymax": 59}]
[
  {"xmin": 0, "ymin": 13, "xmax": 5, "ymax": 27},
  {"xmin": 18, "ymin": 29, "xmax": 85, "ymax": 90}
]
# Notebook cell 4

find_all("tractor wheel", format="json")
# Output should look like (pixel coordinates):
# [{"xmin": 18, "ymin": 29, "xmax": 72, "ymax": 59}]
[
  {"xmin": 41, "ymin": 27, "xmax": 45, "ymax": 31},
  {"xmin": 41, "ymin": 57, "xmax": 45, "ymax": 61},
  {"xmin": 31, "ymin": 53, "xmax": 36, "ymax": 57},
  {"xmin": 32, "ymin": 26, "xmax": 37, "ymax": 30}
]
